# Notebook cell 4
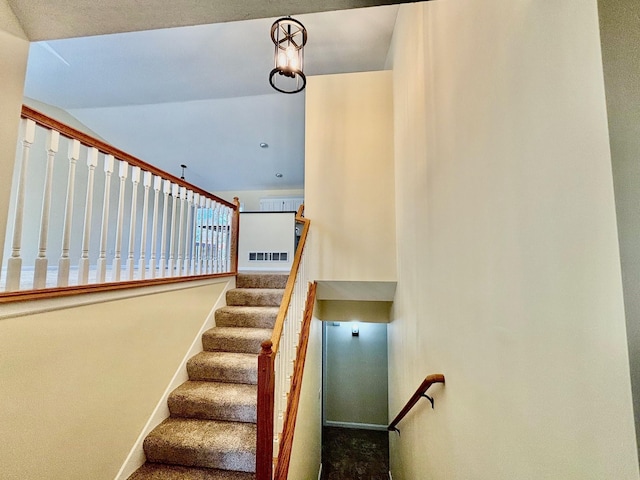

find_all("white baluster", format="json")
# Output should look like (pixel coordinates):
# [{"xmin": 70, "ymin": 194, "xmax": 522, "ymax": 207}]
[
  {"xmin": 138, "ymin": 171, "xmax": 152, "ymax": 280},
  {"xmin": 208, "ymin": 202, "xmax": 216, "ymax": 273},
  {"xmin": 159, "ymin": 179, "xmax": 171, "ymax": 277},
  {"xmin": 198, "ymin": 196, "xmax": 207, "ymax": 274},
  {"xmin": 126, "ymin": 166, "xmax": 141, "ymax": 280},
  {"xmin": 191, "ymin": 193, "xmax": 200, "ymax": 275},
  {"xmin": 190, "ymin": 193, "xmax": 199, "ymax": 275},
  {"xmin": 184, "ymin": 190, "xmax": 194, "ymax": 275},
  {"xmin": 203, "ymin": 198, "xmax": 214, "ymax": 273},
  {"xmin": 33, "ymin": 129, "xmax": 60, "ymax": 289},
  {"xmin": 111, "ymin": 160, "xmax": 129, "ymax": 282},
  {"xmin": 168, "ymin": 183, "xmax": 179, "ymax": 276},
  {"xmin": 224, "ymin": 207, "xmax": 231, "ymax": 272},
  {"xmin": 78, "ymin": 147, "xmax": 99, "ymax": 285},
  {"xmin": 96, "ymin": 155, "xmax": 115, "ymax": 283},
  {"xmin": 217, "ymin": 206, "xmax": 225, "ymax": 273},
  {"xmin": 6, "ymin": 119, "xmax": 36, "ymax": 291},
  {"xmin": 214, "ymin": 202, "xmax": 220, "ymax": 273},
  {"xmin": 176, "ymin": 186, "xmax": 186, "ymax": 277},
  {"xmin": 149, "ymin": 175, "xmax": 162, "ymax": 278},
  {"xmin": 57, "ymin": 139, "xmax": 80, "ymax": 287}
]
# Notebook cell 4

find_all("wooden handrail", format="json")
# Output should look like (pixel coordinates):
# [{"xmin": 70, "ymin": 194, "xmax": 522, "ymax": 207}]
[
  {"xmin": 0, "ymin": 272, "xmax": 233, "ymax": 304},
  {"xmin": 269, "ymin": 209, "xmax": 310, "ymax": 355},
  {"xmin": 388, "ymin": 374, "xmax": 445, "ymax": 433},
  {"xmin": 274, "ymin": 281, "xmax": 317, "ymax": 479},
  {"xmin": 256, "ymin": 205, "xmax": 310, "ymax": 480},
  {"xmin": 21, "ymin": 105, "xmax": 235, "ymax": 208}
]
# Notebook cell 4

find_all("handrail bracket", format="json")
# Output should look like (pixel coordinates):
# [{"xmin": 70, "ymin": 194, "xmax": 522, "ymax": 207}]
[{"xmin": 421, "ymin": 393, "xmax": 435, "ymax": 409}]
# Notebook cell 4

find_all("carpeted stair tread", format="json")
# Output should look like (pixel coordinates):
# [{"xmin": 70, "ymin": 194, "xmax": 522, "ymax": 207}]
[
  {"xmin": 202, "ymin": 327, "xmax": 273, "ymax": 354},
  {"xmin": 168, "ymin": 381, "xmax": 257, "ymax": 423},
  {"xmin": 226, "ymin": 288, "xmax": 284, "ymax": 307},
  {"xmin": 129, "ymin": 463, "xmax": 255, "ymax": 480},
  {"xmin": 144, "ymin": 418, "xmax": 256, "ymax": 472},
  {"xmin": 215, "ymin": 306, "xmax": 279, "ymax": 329},
  {"xmin": 236, "ymin": 273, "xmax": 288, "ymax": 289},
  {"xmin": 187, "ymin": 352, "xmax": 257, "ymax": 384}
]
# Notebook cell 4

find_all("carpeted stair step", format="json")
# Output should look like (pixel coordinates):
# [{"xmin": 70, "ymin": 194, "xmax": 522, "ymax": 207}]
[
  {"xmin": 202, "ymin": 327, "xmax": 272, "ymax": 354},
  {"xmin": 187, "ymin": 352, "xmax": 257, "ymax": 384},
  {"xmin": 143, "ymin": 418, "xmax": 256, "ymax": 472},
  {"xmin": 215, "ymin": 306, "xmax": 279, "ymax": 329},
  {"xmin": 129, "ymin": 463, "xmax": 255, "ymax": 480},
  {"xmin": 226, "ymin": 288, "xmax": 284, "ymax": 307},
  {"xmin": 236, "ymin": 273, "xmax": 288, "ymax": 289},
  {"xmin": 168, "ymin": 381, "xmax": 257, "ymax": 423}
]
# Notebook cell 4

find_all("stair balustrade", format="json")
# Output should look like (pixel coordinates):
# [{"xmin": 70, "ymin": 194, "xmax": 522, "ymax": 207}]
[
  {"xmin": 0, "ymin": 106, "xmax": 239, "ymax": 298},
  {"xmin": 257, "ymin": 208, "xmax": 312, "ymax": 480}
]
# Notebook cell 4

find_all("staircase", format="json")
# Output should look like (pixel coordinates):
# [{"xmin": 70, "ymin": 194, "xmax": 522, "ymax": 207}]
[{"xmin": 129, "ymin": 273, "xmax": 288, "ymax": 480}]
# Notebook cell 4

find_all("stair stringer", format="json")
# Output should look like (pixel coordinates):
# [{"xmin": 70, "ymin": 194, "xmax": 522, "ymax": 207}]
[{"xmin": 114, "ymin": 276, "xmax": 236, "ymax": 480}]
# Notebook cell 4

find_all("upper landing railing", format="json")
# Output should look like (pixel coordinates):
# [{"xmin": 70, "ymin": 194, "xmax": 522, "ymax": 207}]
[{"xmin": 0, "ymin": 106, "xmax": 238, "ymax": 300}]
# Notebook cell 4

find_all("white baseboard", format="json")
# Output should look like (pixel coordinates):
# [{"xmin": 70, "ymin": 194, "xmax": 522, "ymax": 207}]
[
  {"xmin": 318, "ymin": 463, "xmax": 323, "ymax": 480},
  {"xmin": 389, "ymin": 471, "xmax": 393, "ymax": 480},
  {"xmin": 113, "ymin": 277, "xmax": 235, "ymax": 480},
  {"xmin": 323, "ymin": 420, "xmax": 389, "ymax": 432}
]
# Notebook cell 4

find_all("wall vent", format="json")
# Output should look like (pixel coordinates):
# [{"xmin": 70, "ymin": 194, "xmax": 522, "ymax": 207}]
[{"xmin": 248, "ymin": 252, "xmax": 289, "ymax": 262}]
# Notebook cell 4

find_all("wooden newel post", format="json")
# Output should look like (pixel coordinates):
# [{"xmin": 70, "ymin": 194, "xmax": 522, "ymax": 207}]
[
  {"xmin": 231, "ymin": 197, "xmax": 240, "ymax": 273},
  {"xmin": 257, "ymin": 339, "xmax": 275, "ymax": 480}
]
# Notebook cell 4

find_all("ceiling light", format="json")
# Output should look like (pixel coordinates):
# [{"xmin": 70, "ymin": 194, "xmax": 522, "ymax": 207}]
[
  {"xmin": 269, "ymin": 17, "xmax": 307, "ymax": 94},
  {"xmin": 260, "ymin": 142, "xmax": 269, "ymax": 148},
  {"xmin": 275, "ymin": 173, "xmax": 283, "ymax": 178}
]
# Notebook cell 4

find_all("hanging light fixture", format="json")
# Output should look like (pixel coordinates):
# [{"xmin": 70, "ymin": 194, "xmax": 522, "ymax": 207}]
[{"xmin": 269, "ymin": 17, "xmax": 307, "ymax": 94}]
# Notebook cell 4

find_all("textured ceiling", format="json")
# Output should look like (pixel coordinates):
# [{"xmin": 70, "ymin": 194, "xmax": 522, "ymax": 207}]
[
  {"xmin": 15, "ymin": 1, "xmax": 401, "ymax": 192},
  {"xmin": 6, "ymin": 0, "xmax": 412, "ymax": 41}
]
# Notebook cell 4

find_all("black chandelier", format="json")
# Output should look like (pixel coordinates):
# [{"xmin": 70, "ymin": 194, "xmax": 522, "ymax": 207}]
[{"xmin": 269, "ymin": 17, "xmax": 307, "ymax": 94}]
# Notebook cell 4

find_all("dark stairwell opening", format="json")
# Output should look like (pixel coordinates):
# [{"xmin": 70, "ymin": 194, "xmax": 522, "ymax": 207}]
[{"xmin": 321, "ymin": 320, "xmax": 390, "ymax": 480}]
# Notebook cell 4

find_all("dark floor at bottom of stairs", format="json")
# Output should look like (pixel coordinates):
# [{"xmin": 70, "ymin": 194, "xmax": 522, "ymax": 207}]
[{"xmin": 321, "ymin": 426, "xmax": 389, "ymax": 480}]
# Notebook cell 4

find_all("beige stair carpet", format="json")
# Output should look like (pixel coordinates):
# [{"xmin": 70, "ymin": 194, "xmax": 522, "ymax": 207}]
[{"xmin": 129, "ymin": 273, "xmax": 287, "ymax": 480}]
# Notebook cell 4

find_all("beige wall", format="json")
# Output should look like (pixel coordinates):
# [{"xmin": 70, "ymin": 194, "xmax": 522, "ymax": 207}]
[
  {"xmin": 599, "ymin": 0, "xmax": 640, "ymax": 455},
  {"xmin": 288, "ymin": 314, "xmax": 323, "ymax": 480},
  {"xmin": 388, "ymin": 1, "xmax": 638, "ymax": 479},
  {"xmin": 0, "ymin": 280, "xmax": 227, "ymax": 479},
  {"xmin": 0, "ymin": 3, "xmax": 29, "ymax": 269},
  {"xmin": 215, "ymin": 188, "xmax": 304, "ymax": 212},
  {"xmin": 305, "ymin": 71, "xmax": 396, "ymax": 283}
]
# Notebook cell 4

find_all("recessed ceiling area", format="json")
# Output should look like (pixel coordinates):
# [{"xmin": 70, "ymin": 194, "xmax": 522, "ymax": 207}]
[{"xmin": 22, "ymin": 6, "xmax": 400, "ymax": 192}]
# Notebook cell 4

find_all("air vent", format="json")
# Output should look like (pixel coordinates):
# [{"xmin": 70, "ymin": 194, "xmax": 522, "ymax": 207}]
[{"xmin": 248, "ymin": 252, "xmax": 289, "ymax": 262}]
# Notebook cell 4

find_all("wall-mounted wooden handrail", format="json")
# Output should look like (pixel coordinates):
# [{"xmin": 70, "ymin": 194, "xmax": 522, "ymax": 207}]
[{"xmin": 388, "ymin": 374, "xmax": 445, "ymax": 433}]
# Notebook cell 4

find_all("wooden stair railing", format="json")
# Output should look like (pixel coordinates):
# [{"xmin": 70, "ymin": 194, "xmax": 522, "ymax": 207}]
[
  {"xmin": 273, "ymin": 280, "xmax": 317, "ymax": 479},
  {"xmin": 257, "ymin": 208, "xmax": 311, "ymax": 480},
  {"xmin": 388, "ymin": 374, "xmax": 445, "ymax": 434},
  {"xmin": 0, "ymin": 105, "xmax": 239, "ymax": 301}
]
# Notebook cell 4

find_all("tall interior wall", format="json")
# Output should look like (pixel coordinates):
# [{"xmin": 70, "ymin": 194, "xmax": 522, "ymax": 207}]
[
  {"xmin": 599, "ymin": 0, "xmax": 640, "ymax": 455},
  {"xmin": 0, "ymin": 0, "xmax": 29, "ymax": 269},
  {"xmin": 0, "ymin": 280, "xmax": 228, "ymax": 480},
  {"xmin": 291, "ymin": 70, "xmax": 396, "ymax": 478},
  {"xmin": 388, "ymin": 1, "xmax": 638, "ymax": 479}
]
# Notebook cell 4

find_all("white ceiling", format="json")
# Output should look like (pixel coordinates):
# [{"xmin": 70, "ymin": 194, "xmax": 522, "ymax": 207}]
[{"xmin": 19, "ymin": 5, "xmax": 400, "ymax": 192}]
